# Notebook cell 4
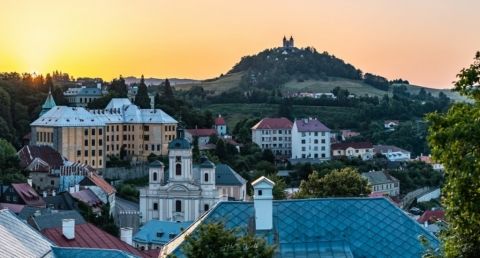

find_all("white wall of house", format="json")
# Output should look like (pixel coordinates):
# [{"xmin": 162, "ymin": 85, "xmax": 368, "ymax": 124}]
[
  {"xmin": 371, "ymin": 182, "xmax": 400, "ymax": 196},
  {"xmin": 252, "ymin": 128, "xmax": 291, "ymax": 157},
  {"xmin": 291, "ymin": 122, "xmax": 330, "ymax": 160}
]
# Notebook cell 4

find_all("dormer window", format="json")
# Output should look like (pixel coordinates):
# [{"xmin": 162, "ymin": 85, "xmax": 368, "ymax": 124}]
[
  {"xmin": 204, "ymin": 173, "xmax": 209, "ymax": 182},
  {"xmin": 153, "ymin": 172, "xmax": 158, "ymax": 181}
]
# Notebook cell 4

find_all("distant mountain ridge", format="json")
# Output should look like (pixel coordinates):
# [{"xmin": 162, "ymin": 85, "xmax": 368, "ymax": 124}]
[{"xmin": 123, "ymin": 76, "xmax": 199, "ymax": 86}]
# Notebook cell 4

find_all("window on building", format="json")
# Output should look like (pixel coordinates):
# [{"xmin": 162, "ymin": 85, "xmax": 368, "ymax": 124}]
[
  {"xmin": 301, "ymin": 139, "xmax": 306, "ymax": 144},
  {"xmin": 84, "ymin": 150, "xmax": 88, "ymax": 156},
  {"xmin": 176, "ymin": 164, "xmax": 182, "ymax": 176},
  {"xmin": 84, "ymin": 129, "xmax": 88, "ymax": 136},
  {"xmin": 99, "ymin": 159, "xmax": 102, "ymax": 166},
  {"xmin": 143, "ymin": 135, "xmax": 149, "ymax": 141},
  {"xmin": 51, "ymin": 180, "xmax": 54, "ymax": 185},
  {"xmin": 314, "ymin": 153, "xmax": 318, "ymax": 158},
  {"xmin": 92, "ymin": 150, "xmax": 95, "ymax": 156},
  {"xmin": 116, "ymin": 125, "xmax": 119, "ymax": 131},
  {"xmin": 123, "ymin": 125, "xmax": 127, "ymax": 131},
  {"xmin": 204, "ymin": 204, "xmax": 209, "ymax": 212},
  {"xmin": 144, "ymin": 125, "xmax": 149, "ymax": 131},
  {"xmin": 153, "ymin": 202, "xmax": 158, "ymax": 210},
  {"xmin": 175, "ymin": 200, "xmax": 182, "ymax": 212},
  {"xmin": 99, "ymin": 129, "xmax": 103, "ymax": 135},
  {"xmin": 204, "ymin": 173, "xmax": 209, "ymax": 182},
  {"xmin": 91, "ymin": 129, "xmax": 95, "ymax": 135},
  {"xmin": 85, "ymin": 139, "xmax": 88, "ymax": 146},
  {"xmin": 106, "ymin": 127, "xmax": 109, "ymax": 132},
  {"xmin": 145, "ymin": 144, "xmax": 148, "ymax": 151},
  {"xmin": 92, "ymin": 160, "xmax": 95, "ymax": 166},
  {"xmin": 157, "ymin": 144, "xmax": 160, "ymax": 151},
  {"xmin": 314, "ymin": 139, "xmax": 318, "ymax": 144},
  {"xmin": 99, "ymin": 150, "xmax": 102, "ymax": 156},
  {"xmin": 92, "ymin": 139, "xmax": 95, "ymax": 146},
  {"xmin": 99, "ymin": 139, "xmax": 103, "ymax": 146},
  {"xmin": 321, "ymin": 139, "xmax": 325, "ymax": 144},
  {"xmin": 123, "ymin": 135, "xmax": 127, "ymax": 141},
  {"xmin": 321, "ymin": 153, "xmax": 326, "ymax": 158},
  {"xmin": 107, "ymin": 135, "xmax": 109, "ymax": 141},
  {"xmin": 258, "ymin": 190, "xmax": 263, "ymax": 196},
  {"xmin": 153, "ymin": 172, "xmax": 158, "ymax": 181},
  {"xmin": 77, "ymin": 150, "xmax": 81, "ymax": 156}
]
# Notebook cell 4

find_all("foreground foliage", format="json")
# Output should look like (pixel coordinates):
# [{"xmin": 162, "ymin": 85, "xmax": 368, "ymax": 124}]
[
  {"xmin": 426, "ymin": 51, "xmax": 480, "ymax": 257},
  {"xmin": 182, "ymin": 222, "xmax": 275, "ymax": 258}
]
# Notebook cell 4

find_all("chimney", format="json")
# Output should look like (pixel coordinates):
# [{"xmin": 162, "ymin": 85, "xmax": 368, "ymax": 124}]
[
  {"xmin": 69, "ymin": 186, "xmax": 75, "ymax": 193},
  {"xmin": 252, "ymin": 176, "xmax": 275, "ymax": 231},
  {"xmin": 424, "ymin": 221, "xmax": 428, "ymax": 228},
  {"xmin": 75, "ymin": 184, "xmax": 80, "ymax": 192},
  {"xmin": 62, "ymin": 219, "xmax": 75, "ymax": 240},
  {"xmin": 120, "ymin": 227, "xmax": 133, "ymax": 246},
  {"xmin": 27, "ymin": 178, "xmax": 32, "ymax": 187},
  {"xmin": 52, "ymin": 190, "xmax": 56, "ymax": 196},
  {"xmin": 42, "ymin": 191, "xmax": 47, "ymax": 198}
]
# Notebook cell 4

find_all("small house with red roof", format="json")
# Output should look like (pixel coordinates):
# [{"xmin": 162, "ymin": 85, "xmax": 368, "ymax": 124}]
[
  {"xmin": 214, "ymin": 114, "xmax": 227, "ymax": 136},
  {"xmin": 0, "ymin": 183, "xmax": 46, "ymax": 208},
  {"xmin": 251, "ymin": 117, "xmax": 293, "ymax": 158},
  {"xmin": 185, "ymin": 128, "xmax": 217, "ymax": 146},
  {"xmin": 291, "ymin": 117, "xmax": 331, "ymax": 160}
]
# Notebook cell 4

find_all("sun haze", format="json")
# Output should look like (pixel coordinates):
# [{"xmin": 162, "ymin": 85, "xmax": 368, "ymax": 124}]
[{"xmin": 1, "ymin": 0, "xmax": 479, "ymax": 88}]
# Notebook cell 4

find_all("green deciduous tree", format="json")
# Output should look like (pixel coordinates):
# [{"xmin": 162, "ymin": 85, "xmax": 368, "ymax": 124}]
[
  {"xmin": 426, "ymin": 51, "xmax": 480, "ymax": 257},
  {"xmin": 182, "ymin": 222, "xmax": 275, "ymax": 258},
  {"xmin": 295, "ymin": 167, "xmax": 370, "ymax": 198}
]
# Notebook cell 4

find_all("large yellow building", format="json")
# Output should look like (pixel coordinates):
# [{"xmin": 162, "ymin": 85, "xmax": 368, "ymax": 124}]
[{"xmin": 30, "ymin": 96, "xmax": 177, "ymax": 170}]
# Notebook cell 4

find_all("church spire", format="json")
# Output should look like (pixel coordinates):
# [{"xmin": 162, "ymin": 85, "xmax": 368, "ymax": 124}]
[{"xmin": 40, "ymin": 87, "xmax": 57, "ymax": 116}]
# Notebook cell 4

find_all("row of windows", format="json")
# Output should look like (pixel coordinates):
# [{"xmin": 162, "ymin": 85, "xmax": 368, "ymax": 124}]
[
  {"xmin": 78, "ymin": 149, "xmax": 103, "ymax": 157},
  {"xmin": 77, "ymin": 158, "xmax": 103, "ymax": 167},
  {"xmin": 261, "ymin": 137, "xmax": 291, "ymax": 142},
  {"xmin": 165, "ymin": 125, "xmax": 175, "ymax": 132},
  {"xmin": 300, "ymin": 153, "xmax": 327, "ymax": 158},
  {"xmin": 261, "ymin": 143, "xmax": 291, "ymax": 148},
  {"xmin": 301, "ymin": 146, "xmax": 326, "ymax": 151},
  {"xmin": 301, "ymin": 132, "xmax": 326, "ymax": 137},
  {"xmin": 77, "ymin": 97, "xmax": 98, "ymax": 103},
  {"xmin": 85, "ymin": 139, "xmax": 103, "ymax": 146},
  {"xmin": 145, "ymin": 144, "xmax": 162, "ymax": 151},
  {"xmin": 373, "ymin": 183, "xmax": 396, "ymax": 191},
  {"xmin": 84, "ymin": 128, "xmax": 103, "ymax": 136},
  {"xmin": 152, "ymin": 200, "xmax": 209, "ymax": 213},
  {"xmin": 37, "ymin": 132, "xmax": 53, "ymax": 143},
  {"xmin": 261, "ymin": 130, "xmax": 291, "ymax": 135},
  {"xmin": 301, "ymin": 139, "xmax": 326, "ymax": 144}
]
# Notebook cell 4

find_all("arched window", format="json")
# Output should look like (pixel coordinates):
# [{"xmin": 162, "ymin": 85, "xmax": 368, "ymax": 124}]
[
  {"xmin": 153, "ymin": 172, "xmax": 158, "ymax": 181},
  {"xmin": 204, "ymin": 173, "xmax": 209, "ymax": 182},
  {"xmin": 176, "ymin": 164, "xmax": 182, "ymax": 176},
  {"xmin": 175, "ymin": 200, "xmax": 182, "ymax": 212}
]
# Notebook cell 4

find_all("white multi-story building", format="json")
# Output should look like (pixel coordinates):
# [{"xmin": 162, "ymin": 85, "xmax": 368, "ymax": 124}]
[
  {"xmin": 251, "ymin": 118, "xmax": 293, "ymax": 158},
  {"xmin": 291, "ymin": 118, "xmax": 331, "ymax": 160},
  {"xmin": 139, "ymin": 134, "xmax": 246, "ymax": 223}
]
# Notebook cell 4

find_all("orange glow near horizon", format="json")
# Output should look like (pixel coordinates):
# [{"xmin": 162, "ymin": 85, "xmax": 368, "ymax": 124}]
[{"xmin": 1, "ymin": 0, "xmax": 479, "ymax": 88}]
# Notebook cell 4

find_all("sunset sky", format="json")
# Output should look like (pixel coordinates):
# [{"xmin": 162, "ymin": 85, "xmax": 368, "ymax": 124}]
[{"xmin": 1, "ymin": 0, "xmax": 479, "ymax": 88}]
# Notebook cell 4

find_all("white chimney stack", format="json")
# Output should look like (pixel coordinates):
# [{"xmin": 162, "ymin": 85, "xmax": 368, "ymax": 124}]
[
  {"xmin": 120, "ymin": 227, "xmax": 133, "ymax": 246},
  {"xmin": 75, "ymin": 184, "xmax": 80, "ymax": 192},
  {"xmin": 42, "ymin": 191, "xmax": 47, "ymax": 198},
  {"xmin": 251, "ymin": 176, "xmax": 275, "ymax": 231},
  {"xmin": 62, "ymin": 219, "xmax": 75, "ymax": 240},
  {"xmin": 27, "ymin": 178, "xmax": 32, "ymax": 187},
  {"xmin": 69, "ymin": 186, "xmax": 75, "ymax": 193},
  {"xmin": 52, "ymin": 190, "xmax": 56, "ymax": 196}
]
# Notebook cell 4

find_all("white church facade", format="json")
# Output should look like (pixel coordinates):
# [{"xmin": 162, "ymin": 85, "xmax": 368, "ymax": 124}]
[{"xmin": 139, "ymin": 133, "xmax": 247, "ymax": 223}]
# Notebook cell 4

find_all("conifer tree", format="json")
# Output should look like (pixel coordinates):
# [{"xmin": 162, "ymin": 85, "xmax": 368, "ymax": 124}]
[{"xmin": 134, "ymin": 75, "xmax": 151, "ymax": 108}]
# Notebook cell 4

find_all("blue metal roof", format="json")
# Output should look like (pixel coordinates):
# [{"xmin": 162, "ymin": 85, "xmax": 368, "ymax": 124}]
[
  {"xmin": 168, "ymin": 198, "xmax": 440, "ymax": 257},
  {"xmin": 51, "ymin": 247, "xmax": 139, "ymax": 258},
  {"xmin": 215, "ymin": 164, "xmax": 247, "ymax": 186},
  {"xmin": 133, "ymin": 220, "xmax": 192, "ymax": 245},
  {"xmin": 168, "ymin": 138, "xmax": 191, "ymax": 150}
]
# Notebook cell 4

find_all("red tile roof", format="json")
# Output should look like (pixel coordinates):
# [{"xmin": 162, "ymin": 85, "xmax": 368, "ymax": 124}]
[
  {"xmin": 331, "ymin": 142, "xmax": 373, "ymax": 151},
  {"xmin": 70, "ymin": 189, "xmax": 103, "ymax": 207},
  {"xmin": 251, "ymin": 117, "xmax": 293, "ymax": 130},
  {"xmin": 295, "ymin": 118, "xmax": 330, "ymax": 132},
  {"xmin": 42, "ymin": 222, "xmax": 144, "ymax": 257},
  {"xmin": 417, "ymin": 210, "xmax": 445, "ymax": 223},
  {"xmin": 87, "ymin": 173, "xmax": 116, "ymax": 195},
  {"xmin": 18, "ymin": 145, "xmax": 65, "ymax": 170},
  {"xmin": 11, "ymin": 183, "xmax": 46, "ymax": 207},
  {"xmin": 186, "ymin": 128, "xmax": 217, "ymax": 137},
  {"xmin": 0, "ymin": 203, "xmax": 25, "ymax": 214},
  {"xmin": 215, "ymin": 116, "xmax": 226, "ymax": 125}
]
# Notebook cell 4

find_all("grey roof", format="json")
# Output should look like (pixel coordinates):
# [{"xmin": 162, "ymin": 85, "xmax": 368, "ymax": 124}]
[
  {"xmin": 31, "ymin": 98, "xmax": 177, "ymax": 127},
  {"xmin": 149, "ymin": 160, "xmax": 164, "ymax": 167},
  {"xmin": 32, "ymin": 210, "xmax": 86, "ymax": 231},
  {"xmin": 200, "ymin": 158, "xmax": 215, "ymax": 169},
  {"xmin": 64, "ymin": 87, "xmax": 102, "ymax": 96},
  {"xmin": 295, "ymin": 118, "xmax": 330, "ymax": 132},
  {"xmin": 215, "ymin": 164, "xmax": 247, "ymax": 186},
  {"xmin": 362, "ymin": 171, "xmax": 399, "ymax": 185},
  {"xmin": 373, "ymin": 144, "xmax": 410, "ymax": 154},
  {"xmin": 0, "ymin": 209, "xmax": 53, "ymax": 257},
  {"xmin": 44, "ymin": 192, "xmax": 77, "ymax": 210}
]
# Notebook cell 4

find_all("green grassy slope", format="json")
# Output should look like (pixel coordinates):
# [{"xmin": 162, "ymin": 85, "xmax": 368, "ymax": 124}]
[
  {"xmin": 173, "ymin": 72, "xmax": 243, "ymax": 94},
  {"xmin": 204, "ymin": 103, "xmax": 360, "ymax": 130}
]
